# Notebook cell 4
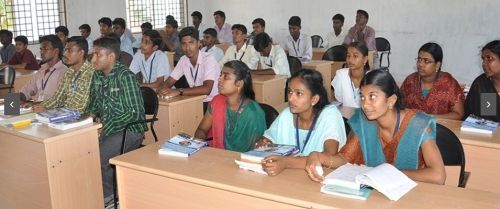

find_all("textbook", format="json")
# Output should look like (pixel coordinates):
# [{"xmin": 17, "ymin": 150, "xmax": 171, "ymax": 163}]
[
  {"xmin": 235, "ymin": 144, "xmax": 299, "ymax": 175},
  {"xmin": 461, "ymin": 115, "xmax": 498, "ymax": 134},
  {"xmin": 36, "ymin": 108, "xmax": 80, "ymax": 123},
  {"xmin": 322, "ymin": 163, "xmax": 417, "ymax": 201},
  {"xmin": 320, "ymin": 184, "xmax": 373, "ymax": 200},
  {"xmin": 48, "ymin": 117, "xmax": 93, "ymax": 130},
  {"xmin": 158, "ymin": 133, "xmax": 208, "ymax": 157}
]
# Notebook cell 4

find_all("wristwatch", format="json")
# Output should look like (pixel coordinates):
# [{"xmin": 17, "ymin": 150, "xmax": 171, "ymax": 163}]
[{"xmin": 179, "ymin": 88, "xmax": 184, "ymax": 96}]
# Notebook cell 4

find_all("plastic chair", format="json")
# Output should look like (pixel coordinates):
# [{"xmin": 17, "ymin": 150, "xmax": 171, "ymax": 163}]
[
  {"xmin": 311, "ymin": 35, "xmax": 324, "ymax": 48},
  {"xmin": 0, "ymin": 66, "xmax": 16, "ymax": 93},
  {"xmin": 342, "ymin": 117, "xmax": 351, "ymax": 136},
  {"xmin": 259, "ymin": 103, "xmax": 279, "ymax": 128},
  {"xmin": 375, "ymin": 37, "xmax": 391, "ymax": 68},
  {"xmin": 285, "ymin": 56, "xmax": 302, "ymax": 102},
  {"xmin": 322, "ymin": 45, "xmax": 347, "ymax": 62},
  {"xmin": 436, "ymin": 123, "xmax": 468, "ymax": 187},
  {"xmin": 113, "ymin": 86, "xmax": 159, "ymax": 208}
]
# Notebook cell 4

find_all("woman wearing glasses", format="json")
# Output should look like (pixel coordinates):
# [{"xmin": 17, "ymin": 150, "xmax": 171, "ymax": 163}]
[{"xmin": 400, "ymin": 42, "xmax": 464, "ymax": 120}]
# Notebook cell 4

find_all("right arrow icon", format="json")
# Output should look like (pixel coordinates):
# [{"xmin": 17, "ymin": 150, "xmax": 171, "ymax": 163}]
[{"xmin": 486, "ymin": 101, "xmax": 491, "ymax": 108}]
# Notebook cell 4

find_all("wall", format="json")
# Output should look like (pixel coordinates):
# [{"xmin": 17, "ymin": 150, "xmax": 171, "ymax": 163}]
[{"xmin": 186, "ymin": 0, "xmax": 500, "ymax": 84}]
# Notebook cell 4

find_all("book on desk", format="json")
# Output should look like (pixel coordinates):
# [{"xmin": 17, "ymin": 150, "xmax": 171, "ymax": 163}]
[
  {"xmin": 158, "ymin": 133, "xmax": 208, "ymax": 157},
  {"xmin": 461, "ymin": 115, "xmax": 499, "ymax": 134},
  {"xmin": 235, "ymin": 144, "xmax": 299, "ymax": 175},
  {"xmin": 36, "ymin": 107, "xmax": 80, "ymax": 123}
]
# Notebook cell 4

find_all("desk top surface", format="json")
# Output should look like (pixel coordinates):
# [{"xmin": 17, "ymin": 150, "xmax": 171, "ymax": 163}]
[
  {"xmin": 158, "ymin": 95, "xmax": 205, "ymax": 106},
  {"xmin": 111, "ymin": 145, "xmax": 500, "ymax": 209},
  {"xmin": 338, "ymin": 106, "xmax": 500, "ymax": 149},
  {"xmin": 302, "ymin": 60, "xmax": 334, "ymax": 67},
  {"xmin": 252, "ymin": 74, "xmax": 287, "ymax": 83}
]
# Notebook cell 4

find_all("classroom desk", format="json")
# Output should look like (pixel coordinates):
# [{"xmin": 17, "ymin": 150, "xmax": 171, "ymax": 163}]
[
  {"xmin": 338, "ymin": 106, "xmax": 500, "ymax": 193},
  {"xmin": 0, "ymin": 68, "xmax": 35, "ymax": 98},
  {"xmin": 312, "ymin": 48, "xmax": 327, "ymax": 60},
  {"xmin": 0, "ymin": 118, "xmax": 103, "ymax": 209},
  {"xmin": 303, "ymin": 60, "xmax": 334, "ymax": 101},
  {"xmin": 252, "ymin": 74, "xmax": 287, "ymax": 111},
  {"xmin": 110, "ymin": 145, "xmax": 500, "ymax": 209},
  {"xmin": 143, "ymin": 95, "xmax": 204, "ymax": 144},
  {"xmin": 165, "ymin": 51, "xmax": 175, "ymax": 72}
]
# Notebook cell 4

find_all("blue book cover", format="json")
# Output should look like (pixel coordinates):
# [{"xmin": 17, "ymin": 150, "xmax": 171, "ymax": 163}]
[
  {"xmin": 36, "ymin": 108, "xmax": 80, "ymax": 123},
  {"xmin": 158, "ymin": 134, "xmax": 208, "ymax": 157},
  {"xmin": 462, "ymin": 115, "xmax": 499, "ymax": 132},
  {"xmin": 241, "ymin": 144, "xmax": 299, "ymax": 162}
]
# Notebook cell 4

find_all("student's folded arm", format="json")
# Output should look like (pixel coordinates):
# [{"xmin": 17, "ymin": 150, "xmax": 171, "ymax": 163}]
[
  {"xmin": 433, "ymin": 100, "xmax": 464, "ymax": 120},
  {"xmin": 402, "ymin": 140, "xmax": 446, "ymax": 185},
  {"xmin": 194, "ymin": 111, "xmax": 213, "ymax": 140}
]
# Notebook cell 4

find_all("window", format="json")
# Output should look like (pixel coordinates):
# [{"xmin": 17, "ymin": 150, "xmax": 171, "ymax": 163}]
[
  {"xmin": 0, "ymin": 0, "xmax": 66, "ymax": 43},
  {"xmin": 126, "ymin": 0, "xmax": 186, "ymax": 33}
]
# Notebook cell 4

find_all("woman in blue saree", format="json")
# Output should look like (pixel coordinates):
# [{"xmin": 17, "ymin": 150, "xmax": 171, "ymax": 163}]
[{"xmin": 306, "ymin": 69, "xmax": 446, "ymax": 185}]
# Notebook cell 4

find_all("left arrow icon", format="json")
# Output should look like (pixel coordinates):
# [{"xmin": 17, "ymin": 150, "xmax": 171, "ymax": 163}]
[{"xmin": 10, "ymin": 101, "xmax": 14, "ymax": 108}]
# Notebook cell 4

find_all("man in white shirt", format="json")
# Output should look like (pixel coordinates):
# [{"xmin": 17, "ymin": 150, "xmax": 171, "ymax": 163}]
[
  {"xmin": 79, "ymin": 24, "xmax": 93, "ymax": 52},
  {"xmin": 129, "ymin": 30, "xmax": 170, "ymax": 89},
  {"xmin": 281, "ymin": 16, "xmax": 312, "ymax": 62},
  {"xmin": 191, "ymin": 11, "xmax": 207, "ymax": 38},
  {"xmin": 323, "ymin": 14, "xmax": 347, "ymax": 49},
  {"xmin": 253, "ymin": 33, "xmax": 291, "ymax": 77},
  {"xmin": 112, "ymin": 18, "xmax": 134, "ymax": 56},
  {"xmin": 213, "ymin": 10, "xmax": 232, "ymax": 44},
  {"xmin": 200, "ymin": 28, "xmax": 224, "ymax": 62},
  {"xmin": 219, "ymin": 24, "xmax": 259, "ymax": 69}
]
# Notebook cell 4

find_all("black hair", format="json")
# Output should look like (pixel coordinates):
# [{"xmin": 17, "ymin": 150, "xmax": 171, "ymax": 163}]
[
  {"xmin": 142, "ymin": 29, "xmax": 162, "ymax": 48},
  {"xmin": 288, "ymin": 16, "xmax": 301, "ymax": 27},
  {"xmin": 112, "ymin": 18, "xmax": 126, "ymax": 29},
  {"xmin": 40, "ymin": 34, "xmax": 64, "ymax": 58},
  {"xmin": 418, "ymin": 42, "xmax": 443, "ymax": 72},
  {"xmin": 290, "ymin": 69, "xmax": 329, "ymax": 114},
  {"xmin": 231, "ymin": 24, "xmax": 247, "ymax": 34},
  {"xmin": 191, "ymin": 11, "xmax": 202, "ymax": 20},
  {"xmin": 253, "ymin": 32, "xmax": 272, "ymax": 52},
  {"xmin": 332, "ymin": 14, "xmax": 345, "ymax": 23},
  {"xmin": 178, "ymin": 26, "xmax": 199, "ymax": 41},
  {"xmin": 55, "ymin": 26, "xmax": 69, "ymax": 36},
  {"xmin": 93, "ymin": 36, "xmax": 121, "ymax": 58},
  {"xmin": 166, "ymin": 15, "xmax": 175, "ymax": 21},
  {"xmin": 252, "ymin": 18, "xmax": 266, "ymax": 27},
  {"xmin": 360, "ymin": 69, "xmax": 405, "ymax": 110},
  {"xmin": 98, "ymin": 17, "xmax": 112, "ymax": 27},
  {"xmin": 482, "ymin": 40, "xmax": 500, "ymax": 58},
  {"xmin": 79, "ymin": 24, "xmax": 91, "ymax": 33},
  {"xmin": 223, "ymin": 60, "xmax": 255, "ymax": 100},
  {"xmin": 357, "ymin": 9, "xmax": 369, "ymax": 19},
  {"xmin": 166, "ymin": 18, "xmax": 178, "ymax": 28},
  {"xmin": 140, "ymin": 22, "xmax": 153, "ymax": 31},
  {"xmin": 14, "ymin": 35, "xmax": 28, "ymax": 45},
  {"xmin": 348, "ymin": 42, "xmax": 370, "ymax": 71},
  {"xmin": 203, "ymin": 28, "xmax": 217, "ymax": 38},
  {"xmin": 0, "ymin": 29, "xmax": 13, "ymax": 39},
  {"xmin": 213, "ymin": 10, "xmax": 226, "ymax": 19},
  {"xmin": 67, "ymin": 36, "xmax": 89, "ymax": 57}
]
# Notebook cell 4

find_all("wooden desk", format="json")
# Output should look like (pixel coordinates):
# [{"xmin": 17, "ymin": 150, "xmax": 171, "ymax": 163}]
[
  {"xmin": 252, "ymin": 74, "xmax": 287, "ymax": 111},
  {"xmin": 0, "ymin": 119, "xmax": 103, "ymax": 209},
  {"xmin": 338, "ymin": 106, "xmax": 500, "ymax": 193},
  {"xmin": 144, "ymin": 95, "xmax": 204, "ymax": 144},
  {"xmin": 302, "ymin": 60, "xmax": 334, "ymax": 101},
  {"xmin": 312, "ymin": 48, "xmax": 327, "ymax": 60},
  {"xmin": 111, "ymin": 145, "xmax": 500, "ymax": 209},
  {"xmin": 165, "ymin": 52, "xmax": 175, "ymax": 72},
  {"xmin": 0, "ymin": 69, "xmax": 35, "ymax": 98}
]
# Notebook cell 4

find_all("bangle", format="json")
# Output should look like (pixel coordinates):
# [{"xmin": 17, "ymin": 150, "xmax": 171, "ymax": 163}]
[{"xmin": 327, "ymin": 155, "xmax": 335, "ymax": 169}]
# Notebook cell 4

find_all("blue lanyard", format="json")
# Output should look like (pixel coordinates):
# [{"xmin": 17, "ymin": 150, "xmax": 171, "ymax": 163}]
[
  {"xmin": 141, "ymin": 52, "xmax": 157, "ymax": 83},
  {"xmin": 292, "ymin": 38, "xmax": 300, "ymax": 57},
  {"xmin": 295, "ymin": 112, "xmax": 319, "ymax": 152},
  {"xmin": 71, "ymin": 70, "xmax": 83, "ymax": 92},
  {"xmin": 41, "ymin": 68, "xmax": 57, "ymax": 90}
]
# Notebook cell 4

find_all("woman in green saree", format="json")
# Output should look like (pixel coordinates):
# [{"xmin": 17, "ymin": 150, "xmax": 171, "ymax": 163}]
[
  {"xmin": 195, "ymin": 60, "xmax": 266, "ymax": 152},
  {"xmin": 305, "ymin": 69, "xmax": 446, "ymax": 185}
]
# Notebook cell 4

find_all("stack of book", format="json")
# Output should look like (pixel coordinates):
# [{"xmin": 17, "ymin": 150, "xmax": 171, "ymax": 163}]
[
  {"xmin": 36, "ymin": 108, "xmax": 92, "ymax": 130},
  {"xmin": 234, "ymin": 144, "xmax": 299, "ymax": 175},
  {"xmin": 461, "ymin": 115, "xmax": 499, "ymax": 134},
  {"xmin": 158, "ymin": 133, "xmax": 208, "ymax": 157},
  {"xmin": 321, "ymin": 163, "xmax": 417, "ymax": 201}
]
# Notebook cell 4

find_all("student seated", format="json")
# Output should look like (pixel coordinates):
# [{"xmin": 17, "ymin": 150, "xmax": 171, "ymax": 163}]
[
  {"xmin": 158, "ymin": 27, "xmax": 221, "ymax": 111},
  {"xmin": 219, "ymin": 24, "xmax": 259, "ymax": 69},
  {"xmin": 191, "ymin": 11, "xmax": 207, "ymax": 38},
  {"xmin": 253, "ymin": 32, "xmax": 291, "ymax": 77},
  {"xmin": 200, "ymin": 28, "xmax": 224, "ymax": 62},
  {"xmin": 331, "ymin": 42, "xmax": 369, "ymax": 107},
  {"xmin": 19, "ymin": 35, "xmax": 67, "ymax": 101},
  {"xmin": 6, "ymin": 35, "xmax": 39, "ymax": 70},
  {"xmin": 129, "ymin": 29, "xmax": 170, "ymax": 89},
  {"xmin": 160, "ymin": 18, "xmax": 183, "ymax": 63},
  {"xmin": 33, "ymin": 36, "xmax": 95, "ymax": 113},
  {"xmin": 0, "ymin": 29, "xmax": 15, "ymax": 64},
  {"xmin": 112, "ymin": 18, "xmax": 134, "ymax": 56},
  {"xmin": 79, "ymin": 24, "xmax": 93, "ymax": 52},
  {"xmin": 281, "ymin": 16, "xmax": 313, "ymax": 62},
  {"xmin": 401, "ymin": 43, "xmax": 464, "ymax": 120},
  {"xmin": 55, "ymin": 26, "xmax": 69, "ymax": 47},
  {"xmin": 213, "ymin": 10, "xmax": 232, "ymax": 45},
  {"xmin": 97, "ymin": 17, "xmax": 113, "ymax": 39},
  {"xmin": 254, "ymin": 69, "xmax": 347, "ymax": 176},
  {"xmin": 323, "ymin": 14, "xmax": 347, "ymax": 49},
  {"xmin": 306, "ymin": 69, "xmax": 446, "ymax": 185},
  {"xmin": 247, "ymin": 18, "xmax": 266, "ymax": 45},
  {"xmin": 87, "ymin": 36, "xmax": 147, "ymax": 203},
  {"xmin": 343, "ymin": 9, "xmax": 378, "ymax": 68},
  {"xmin": 464, "ymin": 40, "xmax": 500, "ymax": 122},
  {"xmin": 195, "ymin": 60, "xmax": 267, "ymax": 152}
]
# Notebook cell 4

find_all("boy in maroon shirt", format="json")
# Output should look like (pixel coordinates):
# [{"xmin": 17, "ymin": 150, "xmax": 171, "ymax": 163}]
[{"xmin": 7, "ymin": 35, "xmax": 39, "ymax": 70}]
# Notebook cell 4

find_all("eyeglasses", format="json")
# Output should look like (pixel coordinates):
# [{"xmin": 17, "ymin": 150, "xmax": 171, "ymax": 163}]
[{"xmin": 415, "ymin": 57, "xmax": 435, "ymax": 64}]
